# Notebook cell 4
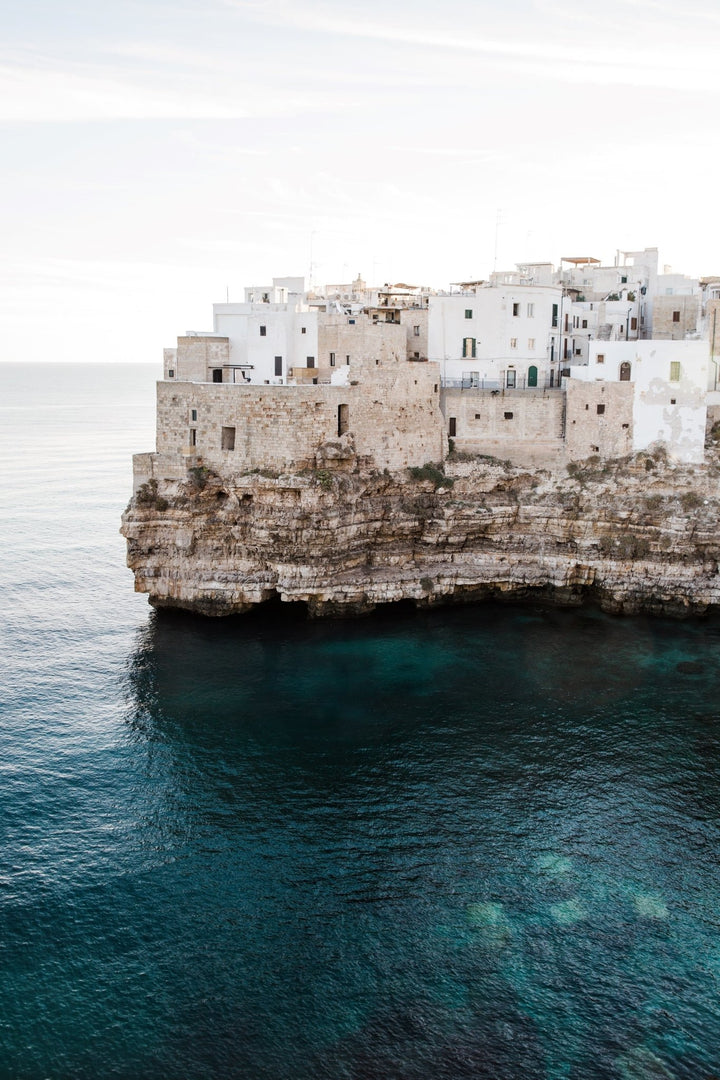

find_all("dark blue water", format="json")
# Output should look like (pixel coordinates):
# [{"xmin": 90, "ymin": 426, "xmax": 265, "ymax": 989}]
[{"xmin": 2, "ymin": 364, "xmax": 720, "ymax": 1079}]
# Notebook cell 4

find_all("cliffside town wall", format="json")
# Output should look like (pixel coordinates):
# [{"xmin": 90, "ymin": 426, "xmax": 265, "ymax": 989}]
[{"xmin": 143, "ymin": 353, "xmax": 445, "ymax": 483}]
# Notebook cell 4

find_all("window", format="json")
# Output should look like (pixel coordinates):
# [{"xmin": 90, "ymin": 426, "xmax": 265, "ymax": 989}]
[
  {"xmin": 212, "ymin": 369, "xmax": 223, "ymax": 382},
  {"xmin": 448, "ymin": 417, "xmax": 457, "ymax": 437},
  {"xmin": 672, "ymin": 310, "xmax": 680, "ymax": 323},
  {"xmin": 621, "ymin": 275, "xmax": 627, "ymax": 284},
  {"xmin": 475, "ymin": 412, "xmax": 481, "ymax": 419},
  {"xmin": 301, "ymin": 327, "xmax": 307, "ymax": 334},
  {"xmin": 510, "ymin": 338, "xmax": 517, "ymax": 349},
  {"xmin": 306, "ymin": 356, "xmax": 315, "ymax": 368},
  {"xmin": 189, "ymin": 429, "xmax": 197, "ymax": 447},
  {"xmin": 670, "ymin": 398, "xmax": 676, "ymax": 405},
  {"xmin": 346, "ymin": 355, "xmax": 350, "ymax": 363},
  {"xmin": 259, "ymin": 325, "xmax": 266, "ymax": 336},
  {"xmin": 597, "ymin": 354, "xmax": 605, "ymax": 364},
  {"xmin": 597, "ymin": 404, "xmax": 605, "ymax": 415},
  {"xmin": 527, "ymin": 303, "xmax": 534, "ymax": 317},
  {"xmin": 631, "ymin": 317, "xmax": 637, "ymax": 331},
  {"xmin": 670, "ymin": 361, "xmax": 681, "ymax": 382},
  {"xmin": 168, "ymin": 368, "xmax": 175, "ymax": 378},
  {"xmin": 582, "ymin": 320, "xmax": 587, "ymax": 329},
  {"xmin": 512, "ymin": 302, "xmax": 520, "ymax": 316},
  {"xmin": 274, "ymin": 356, "xmax": 282, "ymax": 377},
  {"xmin": 462, "ymin": 337, "xmax": 476, "ymax": 358},
  {"xmin": 504, "ymin": 412, "xmax": 514, "ymax": 420},
  {"xmin": 348, "ymin": 318, "xmax": 355, "ymax": 325},
  {"xmin": 221, "ymin": 426, "xmax": 235, "ymax": 451},
  {"xmin": 552, "ymin": 303, "xmax": 558, "ymax": 328},
  {"xmin": 191, "ymin": 409, "xmax": 197, "ymax": 421},
  {"xmin": 413, "ymin": 351, "xmax": 420, "ymax": 358},
  {"xmin": 413, "ymin": 325, "xmax": 420, "ymax": 336},
  {"xmin": 506, "ymin": 370, "xmax": 516, "ymax": 388},
  {"xmin": 338, "ymin": 404, "xmax": 349, "ymax": 436},
  {"xmin": 330, "ymin": 352, "xmax": 336, "ymax": 367},
  {"xmin": 528, "ymin": 338, "xmax": 535, "ymax": 350},
  {"xmin": 465, "ymin": 309, "xmax": 473, "ymax": 319}
]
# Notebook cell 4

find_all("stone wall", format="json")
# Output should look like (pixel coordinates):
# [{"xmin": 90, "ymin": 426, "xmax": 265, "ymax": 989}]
[
  {"xmin": 565, "ymin": 380, "xmax": 634, "ymax": 460},
  {"xmin": 652, "ymin": 295, "xmax": 700, "ymax": 340},
  {"xmin": 154, "ymin": 356, "xmax": 445, "ymax": 474},
  {"xmin": 441, "ymin": 387, "xmax": 565, "ymax": 466},
  {"xmin": 317, "ymin": 315, "xmax": 405, "ymax": 383},
  {"xmin": 172, "ymin": 336, "xmax": 230, "ymax": 382},
  {"xmin": 399, "ymin": 309, "xmax": 428, "ymax": 361}
]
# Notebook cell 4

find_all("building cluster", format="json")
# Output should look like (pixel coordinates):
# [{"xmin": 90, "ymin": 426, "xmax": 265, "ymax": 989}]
[{"xmin": 148, "ymin": 247, "xmax": 720, "ymax": 483}]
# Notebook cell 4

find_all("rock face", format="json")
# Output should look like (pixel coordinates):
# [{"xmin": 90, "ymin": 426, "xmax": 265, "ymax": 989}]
[{"xmin": 121, "ymin": 452, "xmax": 720, "ymax": 618}]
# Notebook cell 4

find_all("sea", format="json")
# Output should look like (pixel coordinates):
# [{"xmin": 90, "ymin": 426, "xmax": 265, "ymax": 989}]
[{"xmin": 2, "ymin": 362, "xmax": 720, "ymax": 1079}]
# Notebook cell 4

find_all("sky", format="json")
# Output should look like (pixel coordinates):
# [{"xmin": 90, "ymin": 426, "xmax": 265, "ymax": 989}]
[{"xmin": 1, "ymin": 0, "xmax": 719, "ymax": 363}]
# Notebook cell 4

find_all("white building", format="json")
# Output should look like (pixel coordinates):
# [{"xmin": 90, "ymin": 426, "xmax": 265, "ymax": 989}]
[
  {"xmin": 428, "ymin": 283, "xmax": 562, "ymax": 389},
  {"xmin": 569, "ymin": 339, "xmax": 709, "ymax": 463}
]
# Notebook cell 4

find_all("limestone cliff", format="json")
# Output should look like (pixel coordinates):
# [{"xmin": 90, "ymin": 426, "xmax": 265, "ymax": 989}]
[{"xmin": 121, "ymin": 450, "xmax": 720, "ymax": 618}]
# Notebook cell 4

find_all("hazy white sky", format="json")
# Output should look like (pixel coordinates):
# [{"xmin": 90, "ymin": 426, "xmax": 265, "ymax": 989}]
[{"xmin": 2, "ymin": 0, "xmax": 719, "ymax": 363}]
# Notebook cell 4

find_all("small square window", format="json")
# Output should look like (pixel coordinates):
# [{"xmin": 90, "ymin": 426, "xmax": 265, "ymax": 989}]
[
  {"xmin": 413, "ymin": 351, "xmax": 420, "ymax": 358},
  {"xmin": 475, "ymin": 413, "xmax": 481, "ymax": 419},
  {"xmin": 306, "ymin": 356, "xmax": 315, "ymax": 368},
  {"xmin": 597, "ymin": 354, "xmax": 605, "ymax": 364},
  {"xmin": 301, "ymin": 326, "xmax": 307, "ymax": 334},
  {"xmin": 348, "ymin": 319, "xmax": 355, "ymax": 325},
  {"xmin": 672, "ymin": 310, "xmax": 680, "ymax": 323},
  {"xmin": 168, "ymin": 368, "xmax": 175, "ymax": 378},
  {"xmin": 504, "ymin": 411, "xmax": 514, "ymax": 420},
  {"xmin": 259, "ymin": 325, "xmax": 266, "ymax": 336},
  {"xmin": 670, "ymin": 398, "xmax": 676, "ymax": 404},
  {"xmin": 597, "ymin": 404, "xmax": 605, "ymax": 415},
  {"xmin": 465, "ymin": 309, "xmax": 473, "ymax": 319}
]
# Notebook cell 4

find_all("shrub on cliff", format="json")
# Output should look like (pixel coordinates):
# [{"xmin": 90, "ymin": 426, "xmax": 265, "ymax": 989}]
[
  {"xmin": 408, "ymin": 463, "xmax": 454, "ymax": 490},
  {"xmin": 134, "ymin": 479, "xmax": 169, "ymax": 512}
]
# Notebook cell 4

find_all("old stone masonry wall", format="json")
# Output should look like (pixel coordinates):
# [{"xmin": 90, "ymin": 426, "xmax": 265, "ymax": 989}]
[{"xmin": 122, "ymin": 450, "xmax": 720, "ymax": 618}]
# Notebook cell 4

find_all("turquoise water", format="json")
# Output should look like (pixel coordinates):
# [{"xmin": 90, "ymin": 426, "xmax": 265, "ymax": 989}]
[{"xmin": 2, "ymin": 364, "xmax": 720, "ymax": 1078}]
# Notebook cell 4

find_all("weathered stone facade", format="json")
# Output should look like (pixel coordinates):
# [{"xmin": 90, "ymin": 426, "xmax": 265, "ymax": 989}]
[
  {"xmin": 317, "ymin": 315, "xmax": 405, "ymax": 383},
  {"xmin": 565, "ymin": 381, "xmax": 634, "ymax": 461},
  {"xmin": 441, "ymin": 388, "xmax": 566, "ymax": 467},
  {"xmin": 147, "ymin": 353, "xmax": 445, "ymax": 480},
  {"xmin": 652, "ymin": 295, "xmax": 700, "ymax": 340}
]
